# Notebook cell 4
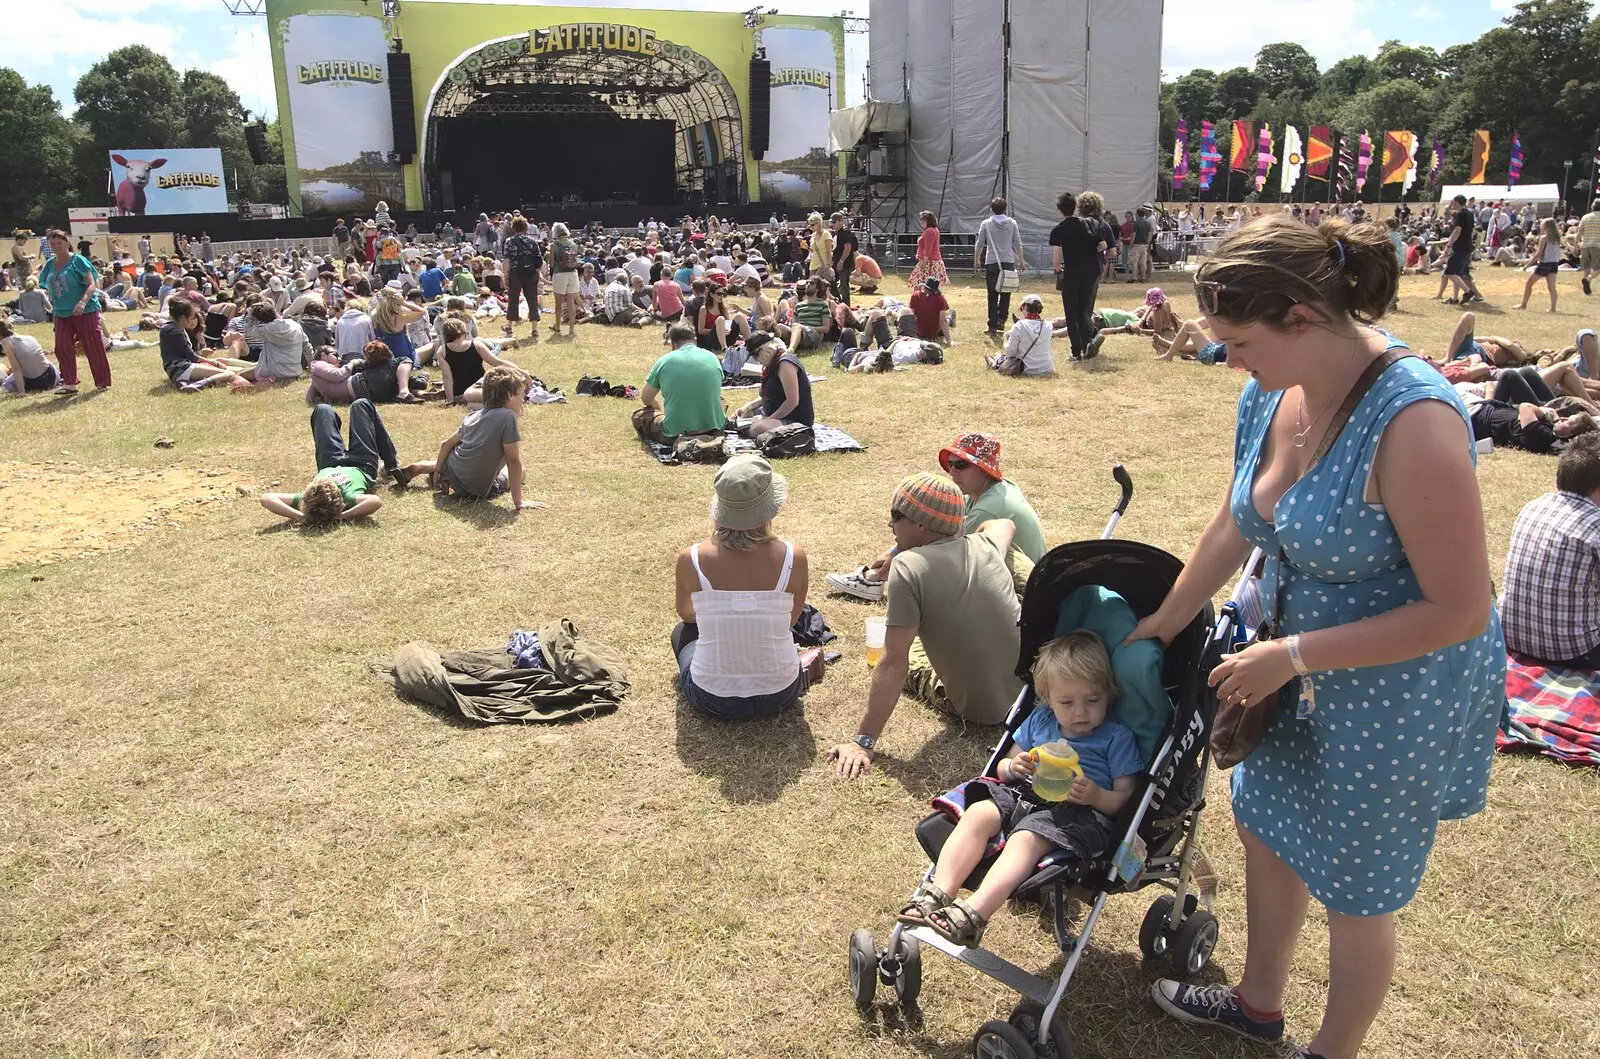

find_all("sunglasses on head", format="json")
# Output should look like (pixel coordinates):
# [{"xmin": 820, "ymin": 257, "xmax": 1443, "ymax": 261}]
[
  {"xmin": 1193, "ymin": 278, "xmax": 1300, "ymax": 319},
  {"xmin": 946, "ymin": 458, "xmax": 972, "ymax": 472}
]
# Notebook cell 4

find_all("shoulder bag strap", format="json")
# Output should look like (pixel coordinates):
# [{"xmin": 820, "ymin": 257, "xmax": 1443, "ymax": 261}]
[
  {"xmin": 1306, "ymin": 348, "xmax": 1413, "ymax": 470},
  {"xmin": 1268, "ymin": 348, "xmax": 1413, "ymax": 637}
]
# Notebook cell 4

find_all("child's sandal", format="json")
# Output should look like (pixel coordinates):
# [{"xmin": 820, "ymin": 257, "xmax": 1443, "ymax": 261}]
[
  {"xmin": 896, "ymin": 881, "xmax": 952, "ymax": 927},
  {"xmin": 927, "ymin": 898, "xmax": 988, "ymax": 948}
]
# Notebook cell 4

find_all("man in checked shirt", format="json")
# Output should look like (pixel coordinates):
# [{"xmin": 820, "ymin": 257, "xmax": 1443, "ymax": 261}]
[{"xmin": 1501, "ymin": 434, "xmax": 1600, "ymax": 668}]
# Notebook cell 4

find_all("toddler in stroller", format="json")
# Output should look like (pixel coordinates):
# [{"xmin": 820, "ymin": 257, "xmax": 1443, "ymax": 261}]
[
  {"xmin": 897, "ymin": 630, "xmax": 1144, "ymax": 949},
  {"xmin": 849, "ymin": 506, "xmax": 1233, "ymax": 1059}
]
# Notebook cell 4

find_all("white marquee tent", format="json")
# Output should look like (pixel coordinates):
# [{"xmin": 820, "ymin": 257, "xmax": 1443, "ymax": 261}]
[
  {"xmin": 1437, "ymin": 183, "xmax": 1560, "ymax": 205},
  {"xmin": 867, "ymin": 0, "xmax": 1162, "ymax": 247}
]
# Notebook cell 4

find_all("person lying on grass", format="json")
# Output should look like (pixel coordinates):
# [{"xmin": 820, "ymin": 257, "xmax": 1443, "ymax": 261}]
[
  {"xmin": 399, "ymin": 366, "xmax": 545, "ymax": 511},
  {"xmin": 259, "ymin": 398, "xmax": 406, "ymax": 525},
  {"xmin": 895, "ymin": 630, "xmax": 1141, "ymax": 947}
]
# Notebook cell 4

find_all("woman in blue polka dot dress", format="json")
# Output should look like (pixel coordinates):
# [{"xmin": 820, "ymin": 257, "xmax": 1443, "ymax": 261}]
[{"xmin": 1129, "ymin": 215, "xmax": 1504, "ymax": 1059}]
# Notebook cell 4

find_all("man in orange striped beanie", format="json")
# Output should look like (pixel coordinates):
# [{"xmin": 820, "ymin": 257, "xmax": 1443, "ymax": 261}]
[{"xmin": 829, "ymin": 472, "xmax": 1025, "ymax": 779}]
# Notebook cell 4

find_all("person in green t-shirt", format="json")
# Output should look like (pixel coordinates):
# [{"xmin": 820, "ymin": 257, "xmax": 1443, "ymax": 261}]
[
  {"xmin": 825, "ymin": 431, "xmax": 1045, "ymax": 602},
  {"xmin": 634, "ymin": 321, "xmax": 728, "ymax": 444},
  {"xmin": 260, "ymin": 398, "xmax": 404, "ymax": 525}
]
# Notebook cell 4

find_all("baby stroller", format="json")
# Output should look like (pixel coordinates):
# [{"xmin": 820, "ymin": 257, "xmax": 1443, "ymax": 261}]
[{"xmin": 847, "ymin": 466, "xmax": 1255, "ymax": 1058}]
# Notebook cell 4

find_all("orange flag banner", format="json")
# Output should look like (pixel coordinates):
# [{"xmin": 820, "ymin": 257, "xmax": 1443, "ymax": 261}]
[
  {"xmin": 1382, "ymin": 131, "xmax": 1414, "ymax": 185},
  {"xmin": 1230, "ymin": 120, "xmax": 1253, "ymax": 172},
  {"xmin": 1306, "ymin": 125, "xmax": 1333, "ymax": 178},
  {"xmin": 1468, "ymin": 130, "xmax": 1490, "ymax": 184}
]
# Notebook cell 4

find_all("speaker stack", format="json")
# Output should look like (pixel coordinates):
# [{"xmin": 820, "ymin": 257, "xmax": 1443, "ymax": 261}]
[
  {"xmin": 748, "ymin": 53, "xmax": 771, "ymax": 161},
  {"xmin": 387, "ymin": 51, "xmax": 417, "ymax": 163}
]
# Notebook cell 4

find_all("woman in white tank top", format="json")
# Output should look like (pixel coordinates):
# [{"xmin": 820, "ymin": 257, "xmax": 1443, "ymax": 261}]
[{"xmin": 673, "ymin": 455, "xmax": 810, "ymax": 718}]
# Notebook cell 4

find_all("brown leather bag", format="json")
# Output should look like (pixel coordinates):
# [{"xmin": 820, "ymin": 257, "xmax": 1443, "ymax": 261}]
[{"xmin": 1210, "ymin": 348, "xmax": 1413, "ymax": 769}]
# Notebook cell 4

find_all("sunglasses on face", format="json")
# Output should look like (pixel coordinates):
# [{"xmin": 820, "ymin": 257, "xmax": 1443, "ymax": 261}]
[
  {"xmin": 889, "ymin": 509, "xmax": 905, "ymax": 524},
  {"xmin": 947, "ymin": 459, "xmax": 972, "ymax": 472},
  {"xmin": 1193, "ymin": 278, "xmax": 1300, "ymax": 318}
]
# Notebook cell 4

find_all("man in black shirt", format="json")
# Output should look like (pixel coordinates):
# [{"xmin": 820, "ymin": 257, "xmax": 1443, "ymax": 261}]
[
  {"xmin": 1442, "ymin": 194, "xmax": 1483, "ymax": 304},
  {"xmin": 1469, "ymin": 399, "xmax": 1593, "ymax": 454},
  {"xmin": 831, "ymin": 212, "xmax": 858, "ymax": 306}
]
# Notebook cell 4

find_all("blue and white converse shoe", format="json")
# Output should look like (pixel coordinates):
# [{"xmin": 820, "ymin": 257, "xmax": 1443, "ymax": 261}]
[{"xmin": 1149, "ymin": 981, "xmax": 1284, "ymax": 1042}]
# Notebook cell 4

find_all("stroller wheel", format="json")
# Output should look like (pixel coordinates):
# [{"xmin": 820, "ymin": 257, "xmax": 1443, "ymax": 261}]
[
  {"xmin": 1172, "ymin": 908, "xmax": 1219, "ymax": 977},
  {"xmin": 1138, "ymin": 894, "xmax": 1177, "ymax": 960},
  {"xmin": 1007, "ymin": 1002, "xmax": 1074, "ymax": 1059},
  {"xmin": 972, "ymin": 1019, "xmax": 1038, "ymax": 1059},
  {"xmin": 848, "ymin": 928, "xmax": 879, "ymax": 1010},
  {"xmin": 892, "ymin": 933, "xmax": 922, "ymax": 1008}
]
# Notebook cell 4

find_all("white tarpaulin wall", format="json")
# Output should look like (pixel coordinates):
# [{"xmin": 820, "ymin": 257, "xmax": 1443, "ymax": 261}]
[
  {"xmin": 869, "ymin": 0, "xmax": 1161, "ymax": 248},
  {"xmin": 1437, "ymin": 183, "xmax": 1560, "ymax": 204}
]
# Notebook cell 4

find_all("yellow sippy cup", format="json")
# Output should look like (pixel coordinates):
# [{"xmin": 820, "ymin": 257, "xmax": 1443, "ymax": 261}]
[{"xmin": 1029, "ymin": 740, "xmax": 1082, "ymax": 801}]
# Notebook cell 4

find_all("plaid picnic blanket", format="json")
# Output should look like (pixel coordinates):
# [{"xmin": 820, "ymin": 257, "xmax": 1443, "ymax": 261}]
[{"xmin": 1496, "ymin": 654, "xmax": 1600, "ymax": 767}]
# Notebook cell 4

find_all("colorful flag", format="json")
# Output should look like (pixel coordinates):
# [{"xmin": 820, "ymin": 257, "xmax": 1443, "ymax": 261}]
[
  {"xmin": 1280, "ymin": 126, "xmax": 1304, "ymax": 196},
  {"xmin": 1402, "ymin": 133, "xmax": 1420, "ymax": 193},
  {"xmin": 1508, "ymin": 131, "xmax": 1524, "ymax": 187},
  {"xmin": 1173, "ymin": 119, "xmax": 1190, "ymax": 182},
  {"xmin": 1430, "ymin": 132, "xmax": 1447, "ymax": 186},
  {"xmin": 1381, "ymin": 131, "xmax": 1415, "ymax": 185},
  {"xmin": 1336, "ymin": 136, "xmax": 1356, "ymax": 201},
  {"xmin": 1255, "ymin": 123, "xmax": 1276, "ymax": 192},
  {"xmin": 1306, "ymin": 125, "xmax": 1333, "ymax": 179},
  {"xmin": 1198, "ymin": 120, "xmax": 1222, "ymax": 190},
  {"xmin": 1469, "ymin": 129, "xmax": 1490, "ymax": 184},
  {"xmin": 1231, "ymin": 120, "xmax": 1253, "ymax": 173},
  {"xmin": 1355, "ymin": 130, "xmax": 1373, "ymax": 192},
  {"xmin": 1336, "ymin": 136, "xmax": 1355, "ymax": 200}
]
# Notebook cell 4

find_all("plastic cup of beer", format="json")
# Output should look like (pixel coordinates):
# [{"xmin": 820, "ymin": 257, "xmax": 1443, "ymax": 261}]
[{"xmin": 865, "ymin": 616, "xmax": 887, "ymax": 668}]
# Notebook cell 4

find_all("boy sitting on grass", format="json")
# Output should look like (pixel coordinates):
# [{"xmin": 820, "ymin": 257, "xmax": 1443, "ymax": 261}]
[
  {"xmin": 260, "ymin": 398, "xmax": 407, "ymax": 526},
  {"xmin": 896, "ymin": 630, "xmax": 1143, "ymax": 948},
  {"xmin": 400, "ymin": 365, "xmax": 545, "ymax": 511}
]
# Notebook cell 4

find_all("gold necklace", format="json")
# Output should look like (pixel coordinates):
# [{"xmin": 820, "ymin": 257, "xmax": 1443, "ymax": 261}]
[{"xmin": 1292, "ymin": 339, "xmax": 1364, "ymax": 448}]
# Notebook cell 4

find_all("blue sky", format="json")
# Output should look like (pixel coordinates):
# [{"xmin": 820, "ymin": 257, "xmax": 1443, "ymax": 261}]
[{"xmin": 10, "ymin": 0, "xmax": 1548, "ymax": 123}]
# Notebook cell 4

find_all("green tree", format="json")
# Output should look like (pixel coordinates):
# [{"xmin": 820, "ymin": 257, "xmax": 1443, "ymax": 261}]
[
  {"xmin": 1318, "ymin": 55, "xmax": 1375, "ymax": 100},
  {"xmin": 1213, "ymin": 67, "xmax": 1263, "ymax": 118},
  {"xmin": 1254, "ymin": 43, "xmax": 1319, "ymax": 98},
  {"xmin": 0, "ymin": 69, "xmax": 84, "ymax": 230},
  {"xmin": 74, "ymin": 45, "xmax": 184, "ymax": 151},
  {"xmin": 1372, "ymin": 41, "xmax": 1442, "ymax": 87},
  {"xmin": 1334, "ymin": 79, "xmax": 1435, "ymax": 138},
  {"xmin": 1169, "ymin": 68, "xmax": 1220, "ymax": 125}
]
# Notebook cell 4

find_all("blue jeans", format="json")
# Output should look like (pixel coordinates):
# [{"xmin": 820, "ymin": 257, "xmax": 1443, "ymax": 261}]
[
  {"xmin": 311, "ymin": 398, "xmax": 397, "ymax": 480},
  {"xmin": 672, "ymin": 622, "xmax": 803, "ymax": 719}
]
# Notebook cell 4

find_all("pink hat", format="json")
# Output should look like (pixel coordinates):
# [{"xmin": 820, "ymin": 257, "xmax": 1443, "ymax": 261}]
[{"xmin": 1145, "ymin": 287, "xmax": 1167, "ymax": 307}]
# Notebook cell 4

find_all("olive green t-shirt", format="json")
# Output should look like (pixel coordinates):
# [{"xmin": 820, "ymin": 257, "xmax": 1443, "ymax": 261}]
[
  {"xmin": 884, "ymin": 523, "xmax": 1024, "ymax": 724},
  {"xmin": 966, "ymin": 478, "xmax": 1046, "ymax": 561}
]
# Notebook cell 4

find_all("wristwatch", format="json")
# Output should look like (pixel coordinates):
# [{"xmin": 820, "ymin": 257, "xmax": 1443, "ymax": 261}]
[{"xmin": 852, "ymin": 733, "xmax": 876, "ymax": 752}]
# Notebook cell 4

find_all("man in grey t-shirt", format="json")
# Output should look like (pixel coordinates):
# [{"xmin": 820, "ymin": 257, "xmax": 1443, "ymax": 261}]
[
  {"xmin": 446, "ymin": 405, "xmax": 520, "ymax": 496},
  {"xmin": 404, "ymin": 367, "xmax": 540, "ymax": 511}
]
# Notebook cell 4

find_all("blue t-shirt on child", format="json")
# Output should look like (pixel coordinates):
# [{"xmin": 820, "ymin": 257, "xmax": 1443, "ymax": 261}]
[{"xmin": 1013, "ymin": 703, "xmax": 1144, "ymax": 790}]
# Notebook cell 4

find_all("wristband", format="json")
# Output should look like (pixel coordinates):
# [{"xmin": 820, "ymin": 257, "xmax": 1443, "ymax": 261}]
[{"xmin": 1286, "ymin": 635, "xmax": 1311, "ymax": 677}]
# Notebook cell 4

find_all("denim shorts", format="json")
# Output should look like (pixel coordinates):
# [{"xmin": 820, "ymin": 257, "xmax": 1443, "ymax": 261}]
[{"xmin": 677, "ymin": 640, "xmax": 803, "ymax": 719}]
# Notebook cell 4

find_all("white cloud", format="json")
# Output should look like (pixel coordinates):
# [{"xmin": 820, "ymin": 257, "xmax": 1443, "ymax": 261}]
[
  {"xmin": 1162, "ymin": 0, "xmax": 1381, "ymax": 78},
  {"xmin": 205, "ymin": 22, "xmax": 277, "ymax": 119}
]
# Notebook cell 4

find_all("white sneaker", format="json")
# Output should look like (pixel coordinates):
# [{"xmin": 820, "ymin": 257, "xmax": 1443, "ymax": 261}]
[{"xmin": 825, "ymin": 566, "xmax": 885, "ymax": 601}]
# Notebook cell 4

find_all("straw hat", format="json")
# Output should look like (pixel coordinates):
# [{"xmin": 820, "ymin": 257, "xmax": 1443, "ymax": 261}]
[{"xmin": 711, "ymin": 455, "xmax": 788, "ymax": 530}]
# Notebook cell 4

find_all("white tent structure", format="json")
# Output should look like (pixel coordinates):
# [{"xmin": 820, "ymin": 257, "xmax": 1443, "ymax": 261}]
[
  {"xmin": 866, "ymin": 0, "xmax": 1162, "ymax": 249},
  {"xmin": 1437, "ymin": 183, "xmax": 1560, "ymax": 206}
]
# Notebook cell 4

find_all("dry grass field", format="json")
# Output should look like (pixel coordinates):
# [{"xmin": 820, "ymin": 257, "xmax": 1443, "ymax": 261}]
[{"xmin": 1, "ymin": 265, "xmax": 1596, "ymax": 1059}]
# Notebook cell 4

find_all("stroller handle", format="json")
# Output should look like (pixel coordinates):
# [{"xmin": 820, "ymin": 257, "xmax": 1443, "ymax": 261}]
[{"xmin": 1101, "ymin": 465, "xmax": 1135, "ymax": 540}]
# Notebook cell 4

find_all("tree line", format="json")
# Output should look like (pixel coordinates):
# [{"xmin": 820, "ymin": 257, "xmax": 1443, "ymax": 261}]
[
  {"xmin": 1, "ymin": 45, "xmax": 286, "ymax": 232},
  {"xmin": 1160, "ymin": 0, "xmax": 1600, "ymax": 203}
]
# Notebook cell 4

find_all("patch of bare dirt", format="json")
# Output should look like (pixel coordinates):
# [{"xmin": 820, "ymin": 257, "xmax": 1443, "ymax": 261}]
[{"xmin": 0, "ymin": 461, "xmax": 239, "ymax": 567}]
